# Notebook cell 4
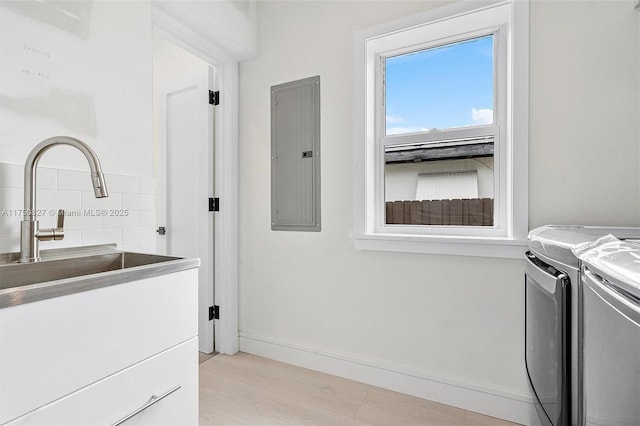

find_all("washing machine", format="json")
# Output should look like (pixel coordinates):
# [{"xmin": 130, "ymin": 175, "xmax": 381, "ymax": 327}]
[
  {"xmin": 525, "ymin": 226, "xmax": 640, "ymax": 426},
  {"xmin": 579, "ymin": 238, "xmax": 640, "ymax": 426}
]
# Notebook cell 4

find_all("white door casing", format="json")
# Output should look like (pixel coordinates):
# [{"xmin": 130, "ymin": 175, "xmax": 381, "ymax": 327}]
[
  {"xmin": 153, "ymin": 3, "xmax": 241, "ymax": 355},
  {"xmin": 157, "ymin": 68, "xmax": 215, "ymax": 354}
]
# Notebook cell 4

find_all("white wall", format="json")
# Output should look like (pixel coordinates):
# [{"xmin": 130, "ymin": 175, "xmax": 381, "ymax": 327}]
[
  {"xmin": 0, "ymin": 1, "xmax": 155, "ymax": 253},
  {"xmin": 237, "ymin": 0, "xmax": 640, "ymax": 423},
  {"xmin": 529, "ymin": 0, "xmax": 640, "ymax": 228},
  {"xmin": 0, "ymin": 1, "xmax": 152, "ymax": 176}
]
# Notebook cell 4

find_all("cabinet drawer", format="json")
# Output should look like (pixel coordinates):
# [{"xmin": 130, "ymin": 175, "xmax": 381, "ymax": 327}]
[
  {"xmin": 9, "ymin": 337, "xmax": 198, "ymax": 426},
  {"xmin": 0, "ymin": 269, "xmax": 198, "ymax": 424}
]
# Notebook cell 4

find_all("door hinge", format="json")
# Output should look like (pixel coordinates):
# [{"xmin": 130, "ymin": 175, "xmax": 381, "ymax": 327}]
[
  {"xmin": 209, "ymin": 305, "xmax": 219, "ymax": 321},
  {"xmin": 209, "ymin": 90, "xmax": 219, "ymax": 106},
  {"xmin": 209, "ymin": 197, "xmax": 220, "ymax": 212}
]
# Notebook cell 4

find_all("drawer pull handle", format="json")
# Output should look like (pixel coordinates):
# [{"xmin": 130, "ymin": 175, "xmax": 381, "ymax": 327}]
[{"xmin": 111, "ymin": 385, "xmax": 181, "ymax": 426}]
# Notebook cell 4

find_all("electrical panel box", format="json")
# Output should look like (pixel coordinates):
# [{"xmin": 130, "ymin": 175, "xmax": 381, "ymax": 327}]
[{"xmin": 271, "ymin": 76, "xmax": 321, "ymax": 231}]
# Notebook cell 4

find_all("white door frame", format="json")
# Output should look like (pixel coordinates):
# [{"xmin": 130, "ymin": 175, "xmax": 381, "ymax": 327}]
[{"xmin": 153, "ymin": 6, "xmax": 239, "ymax": 355}]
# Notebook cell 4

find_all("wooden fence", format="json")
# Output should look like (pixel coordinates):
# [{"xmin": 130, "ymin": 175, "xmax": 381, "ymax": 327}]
[{"xmin": 385, "ymin": 198, "xmax": 493, "ymax": 226}]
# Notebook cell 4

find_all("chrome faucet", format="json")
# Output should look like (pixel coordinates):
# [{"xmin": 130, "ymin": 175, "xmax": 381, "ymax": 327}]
[{"xmin": 19, "ymin": 136, "xmax": 108, "ymax": 263}]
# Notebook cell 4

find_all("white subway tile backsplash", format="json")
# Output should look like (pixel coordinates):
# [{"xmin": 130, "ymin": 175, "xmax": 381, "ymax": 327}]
[
  {"xmin": 0, "ymin": 163, "xmax": 24, "ymax": 188},
  {"xmin": 102, "ymin": 210, "xmax": 139, "ymax": 229},
  {"xmin": 0, "ymin": 163, "xmax": 156, "ymax": 254},
  {"xmin": 139, "ymin": 177, "xmax": 156, "ymax": 194},
  {"xmin": 104, "ymin": 174, "xmax": 140, "ymax": 194},
  {"xmin": 0, "ymin": 218, "xmax": 16, "ymax": 237},
  {"xmin": 40, "ymin": 230, "xmax": 83, "ymax": 250},
  {"xmin": 36, "ymin": 168, "xmax": 58, "ymax": 190},
  {"xmin": 1, "ymin": 165, "xmax": 57, "ymax": 190},
  {"xmin": 122, "ymin": 193, "xmax": 155, "ymax": 211},
  {"xmin": 0, "ymin": 233, "xmax": 19, "ymax": 253},
  {"xmin": 139, "ymin": 240, "xmax": 157, "ymax": 254},
  {"xmin": 0, "ymin": 186, "xmax": 23, "ymax": 210},
  {"xmin": 82, "ymin": 228, "xmax": 122, "ymax": 246},
  {"xmin": 132, "ymin": 227, "xmax": 157, "ymax": 254},
  {"xmin": 81, "ymin": 192, "xmax": 122, "ymax": 210},
  {"xmin": 36, "ymin": 189, "xmax": 82, "ymax": 212},
  {"xmin": 63, "ymin": 211, "xmax": 102, "ymax": 231},
  {"xmin": 119, "ymin": 244, "xmax": 140, "ymax": 253},
  {"xmin": 122, "ymin": 228, "xmax": 157, "ymax": 252},
  {"xmin": 0, "ymin": 187, "xmax": 25, "ymax": 234},
  {"xmin": 139, "ymin": 208, "xmax": 156, "ymax": 226},
  {"xmin": 57, "ymin": 170, "xmax": 95, "ymax": 192},
  {"xmin": 122, "ymin": 228, "xmax": 144, "ymax": 247}
]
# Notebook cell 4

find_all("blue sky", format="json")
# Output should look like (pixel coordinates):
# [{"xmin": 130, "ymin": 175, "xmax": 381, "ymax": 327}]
[{"xmin": 385, "ymin": 34, "xmax": 494, "ymax": 135}]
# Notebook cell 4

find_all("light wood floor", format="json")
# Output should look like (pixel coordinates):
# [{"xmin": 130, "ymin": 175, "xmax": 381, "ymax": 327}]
[{"xmin": 199, "ymin": 352, "xmax": 521, "ymax": 426}]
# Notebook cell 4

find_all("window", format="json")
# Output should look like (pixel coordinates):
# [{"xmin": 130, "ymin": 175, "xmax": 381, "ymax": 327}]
[
  {"xmin": 353, "ymin": 0, "xmax": 529, "ymax": 258},
  {"xmin": 384, "ymin": 34, "xmax": 495, "ymax": 136}
]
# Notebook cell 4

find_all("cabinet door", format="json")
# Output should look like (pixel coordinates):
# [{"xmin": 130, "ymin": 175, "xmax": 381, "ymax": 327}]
[
  {"xmin": 0, "ymin": 269, "xmax": 198, "ymax": 424},
  {"xmin": 8, "ymin": 338, "xmax": 198, "ymax": 426}
]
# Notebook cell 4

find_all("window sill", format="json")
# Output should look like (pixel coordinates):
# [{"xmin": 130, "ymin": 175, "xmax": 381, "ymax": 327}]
[{"xmin": 352, "ymin": 233, "xmax": 528, "ymax": 259}]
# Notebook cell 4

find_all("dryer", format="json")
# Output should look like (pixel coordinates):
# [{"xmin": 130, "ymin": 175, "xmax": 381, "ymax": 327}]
[
  {"xmin": 579, "ymin": 239, "xmax": 640, "ymax": 426},
  {"xmin": 525, "ymin": 226, "xmax": 640, "ymax": 426}
]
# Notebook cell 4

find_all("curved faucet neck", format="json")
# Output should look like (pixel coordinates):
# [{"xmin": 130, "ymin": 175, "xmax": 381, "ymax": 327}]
[
  {"xmin": 20, "ymin": 136, "xmax": 108, "ymax": 263},
  {"xmin": 23, "ymin": 136, "xmax": 107, "ymax": 221}
]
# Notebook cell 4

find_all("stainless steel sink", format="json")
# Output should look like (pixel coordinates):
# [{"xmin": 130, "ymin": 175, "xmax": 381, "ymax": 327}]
[
  {"xmin": 0, "ymin": 244, "xmax": 199, "ymax": 309},
  {"xmin": 0, "ymin": 251, "xmax": 179, "ymax": 290}
]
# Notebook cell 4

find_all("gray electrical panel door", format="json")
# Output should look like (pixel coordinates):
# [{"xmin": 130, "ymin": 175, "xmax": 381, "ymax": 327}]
[{"xmin": 271, "ymin": 76, "xmax": 321, "ymax": 231}]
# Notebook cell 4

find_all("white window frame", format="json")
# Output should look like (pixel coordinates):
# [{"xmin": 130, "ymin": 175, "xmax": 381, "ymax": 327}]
[
  {"xmin": 378, "ymin": 26, "xmax": 505, "ymax": 238},
  {"xmin": 352, "ymin": 0, "xmax": 529, "ymax": 258}
]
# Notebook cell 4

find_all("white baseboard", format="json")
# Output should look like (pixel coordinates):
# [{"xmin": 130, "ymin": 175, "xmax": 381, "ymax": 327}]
[{"xmin": 239, "ymin": 332, "xmax": 542, "ymax": 426}]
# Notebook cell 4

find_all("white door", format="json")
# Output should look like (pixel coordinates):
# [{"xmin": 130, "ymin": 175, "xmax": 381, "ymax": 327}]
[{"xmin": 157, "ymin": 68, "xmax": 215, "ymax": 354}]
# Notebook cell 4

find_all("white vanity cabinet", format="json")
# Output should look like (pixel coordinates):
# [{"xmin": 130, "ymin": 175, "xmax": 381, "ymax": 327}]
[
  {"xmin": 9, "ymin": 338, "xmax": 197, "ymax": 425},
  {"xmin": 0, "ymin": 268, "xmax": 199, "ymax": 425}
]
